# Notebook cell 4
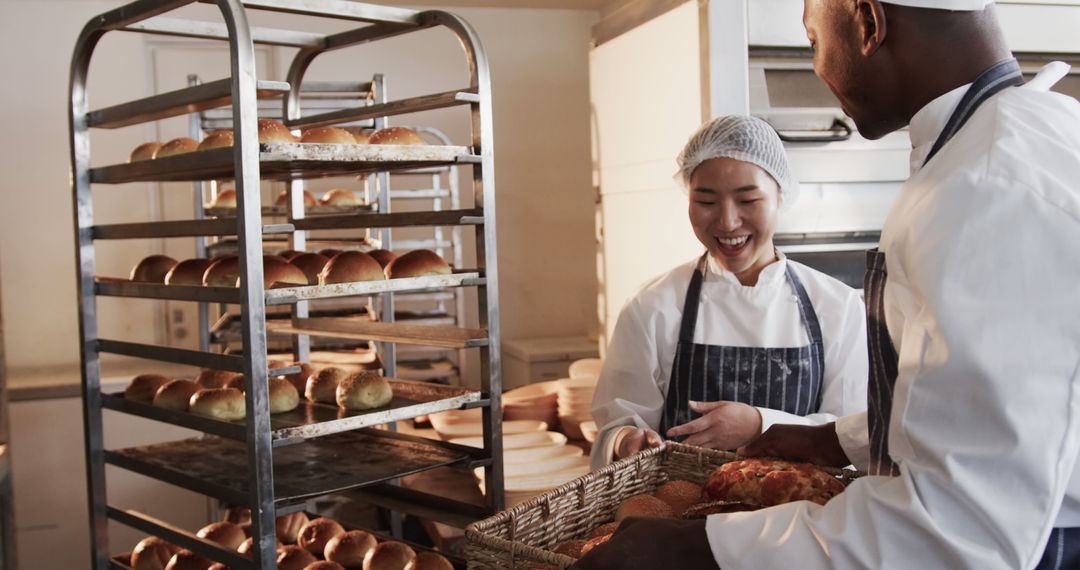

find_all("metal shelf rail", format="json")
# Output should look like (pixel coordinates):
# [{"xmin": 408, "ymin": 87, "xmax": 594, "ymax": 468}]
[{"xmin": 68, "ymin": 1, "xmax": 504, "ymax": 568}]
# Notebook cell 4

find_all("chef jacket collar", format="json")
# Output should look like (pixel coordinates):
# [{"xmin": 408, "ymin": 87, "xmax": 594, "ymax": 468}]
[
  {"xmin": 705, "ymin": 250, "xmax": 789, "ymax": 292},
  {"xmin": 908, "ymin": 82, "xmax": 970, "ymax": 174}
]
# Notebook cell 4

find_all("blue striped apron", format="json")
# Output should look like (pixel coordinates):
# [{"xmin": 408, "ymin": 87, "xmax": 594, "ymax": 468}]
[
  {"xmin": 863, "ymin": 58, "xmax": 1079, "ymax": 567},
  {"xmin": 658, "ymin": 254, "xmax": 825, "ymax": 440}
]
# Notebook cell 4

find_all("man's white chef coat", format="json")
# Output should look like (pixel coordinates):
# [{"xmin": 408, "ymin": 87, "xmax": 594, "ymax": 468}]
[
  {"xmin": 706, "ymin": 63, "xmax": 1080, "ymax": 569},
  {"xmin": 590, "ymin": 253, "xmax": 868, "ymax": 469}
]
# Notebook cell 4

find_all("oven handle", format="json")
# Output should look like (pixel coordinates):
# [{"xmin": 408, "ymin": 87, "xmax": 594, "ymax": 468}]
[{"xmin": 773, "ymin": 117, "xmax": 854, "ymax": 143}]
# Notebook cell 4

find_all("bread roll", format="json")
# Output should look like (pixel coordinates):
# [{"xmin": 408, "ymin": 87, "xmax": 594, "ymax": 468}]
[
  {"xmin": 198, "ymin": 129, "xmax": 234, "ymax": 151},
  {"xmin": 306, "ymin": 367, "xmax": 349, "ymax": 404},
  {"xmin": 131, "ymin": 536, "xmax": 178, "ymax": 570},
  {"xmin": 342, "ymin": 127, "xmax": 370, "ymax": 144},
  {"xmin": 277, "ymin": 545, "xmax": 319, "ymax": 570},
  {"xmin": 318, "ymin": 249, "xmax": 343, "ymax": 258},
  {"xmin": 275, "ymin": 189, "xmax": 318, "ymax": 208},
  {"xmin": 223, "ymin": 506, "xmax": 251, "ymax": 526},
  {"xmin": 368, "ymin": 127, "xmax": 424, "ymax": 146},
  {"xmin": 323, "ymin": 530, "xmax": 377, "ymax": 566},
  {"xmin": 366, "ymin": 249, "xmax": 397, "ymax": 270},
  {"xmin": 225, "ymin": 374, "xmax": 246, "ymax": 393},
  {"xmin": 265, "ymin": 257, "xmax": 309, "ymax": 289},
  {"xmin": 276, "ymin": 512, "xmax": 308, "ymax": 544},
  {"xmin": 125, "ymin": 374, "xmax": 172, "ymax": 403},
  {"xmin": 279, "ymin": 362, "xmax": 315, "ymax": 395},
  {"xmin": 653, "ymin": 480, "xmax": 703, "ymax": 516},
  {"xmin": 203, "ymin": 256, "xmax": 240, "ymax": 287},
  {"xmin": 589, "ymin": 522, "xmax": 619, "ymax": 539},
  {"xmin": 259, "ymin": 119, "xmax": 297, "ymax": 144},
  {"xmin": 195, "ymin": 370, "xmax": 241, "ymax": 390},
  {"xmin": 614, "ymin": 494, "xmax": 675, "ymax": 521},
  {"xmin": 164, "ymin": 550, "xmax": 212, "ymax": 570},
  {"xmin": 300, "ymin": 127, "xmax": 356, "ymax": 144},
  {"xmin": 166, "ymin": 259, "xmax": 214, "ymax": 286},
  {"xmin": 130, "ymin": 142, "xmax": 162, "ymax": 163},
  {"xmin": 207, "ymin": 564, "xmax": 228, "ymax": 570},
  {"xmin": 305, "ymin": 562, "xmax": 345, "ymax": 570},
  {"xmin": 131, "ymin": 255, "xmax": 180, "ymax": 284},
  {"xmin": 336, "ymin": 372, "xmax": 393, "ymax": 411},
  {"xmin": 157, "ymin": 137, "xmax": 199, "ymax": 158},
  {"xmin": 209, "ymin": 189, "xmax": 237, "ymax": 209},
  {"xmin": 384, "ymin": 250, "xmax": 450, "ymax": 279},
  {"xmin": 580, "ymin": 534, "xmax": 613, "ymax": 556},
  {"xmin": 551, "ymin": 539, "xmax": 586, "ymax": 560},
  {"xmin": 196, "ymin": 521, "xmax": 246, "ymax": 550},
  {"xmin": 319, "ymin": 188, "xmax": 362, "ymax": 207},
  {"xmin": 290, "ymin": 253, "xmax": 330, "ymax": 286},
  {"xmin": 363, "ymin": 541, "xmax": 415, "ymax": 570},
  {"xmin": 190, "ymin": 388, "xmax": 245, "ymax": 420},
  {"xmin": 298, "ymin": 517, "xmax": 345, "ymax": 556},
  {"xmin": 403, "ymin": 552, "xmax": 453, "ymax": 570},
  {"xmin": 319, "ymin": 251, "xmax": 384, "ymax": 285},
  {"xmin": 152, "ymin": 379, "xmax": 201, "ymax": 412},
  {"xmin": 269, "ymin": 377, "xmax": 301, "ymax": 414},
  {"xmin": 237, "ymin": 536, "xmax": 284, "ymax": 555}
]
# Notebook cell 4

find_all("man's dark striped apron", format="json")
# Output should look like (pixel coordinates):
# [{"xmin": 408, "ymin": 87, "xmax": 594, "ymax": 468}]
[
  {"xmin": 658, "ymin": 255, "xmax": 825, "ymax": 439},
  {"xmin": 863, "ymin": 58, "xmax": 1079, "ymax": 568}
]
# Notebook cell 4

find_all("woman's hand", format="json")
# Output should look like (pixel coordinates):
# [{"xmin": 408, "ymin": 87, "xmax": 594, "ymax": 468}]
[
  {"xmin": 665, "ymin": 400, "xmax": 762, "ymax": 450},
  {"xmin": 614, "ymin": 427, "xmax": 663, "ymax": 459},
  {"xmin": 739, "ymin": 422, "xmax": 850, "ymax": 467}
]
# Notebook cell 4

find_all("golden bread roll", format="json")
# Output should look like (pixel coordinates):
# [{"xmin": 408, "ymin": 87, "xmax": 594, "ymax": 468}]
[
  {"xmin": 368, "ymin": 127, "xmax": 424, "ymax": 146},
  {"xmin": 305, "ymin": 562, "xmax": 346, "ymax": 570},
  {"xmin": 363, "ymin": 541, "xmax": 416, "ymax": 570},
  {"xmin": 196, "ymin": 521, "xmax": 246, "ymax": 550},
  {"xmin": 580, "ymin": 534, "xmax": 612, "ymax": 556},
  {"xmin": 318, "ymin": 249, "xmax": 343, "ymax": 258},
  {"xmin": 237, "ymin": 536, "xmax": 284, "ymax": 555},
  {"xmin": 264, "ymin": 257, "xmax": 308, "ymax": 289},
  {"xmin": 223, "ymin": 506, "xmax": 251, "ymax": 526},
  {"xmin": 277, "ymin": 545, "xmax": 319, "ymax": 570},
  {"xmin": 129, "ymin": 142, "xmax": 162, "ymax": 163},
  {"xmin": 209, "ymin": 189, "xmax": 237, "ymax": 209},
  {"xmin": 703, "ymin": 458, "xmax": 846, "ymax": 507},
  {"xmin": 125, "ymin": 374, "xmax": 172, "ymax": 403},
  {"xmin": 551, "ymin": 539, "xmax": 586, "ymax": 559},
  {"xmin": 366, "ymin": 249, "xmax": 397, "ymax": 270},
  {"xmin": 384, "ymin": 250, "xmax": 450, "ymax": 279},
  {"xmin": 269, "ymin": 377, "xmax": 301, "ymax": 414},
  {"xmin": 189, "ymin": 388, "xmax": 245, "ymax": 420},
  {"xmin": 300, "ymin": 127, "xmax": 356, "ymax": 144},
  {"xmin": 319, "ymin": 251, "xmax": 384, "ymax": 285},
  {"xmin": 403, "ymin": 552, "xmax": 453, "ymax": 570},
  {"xmin": 298, "ymin": 517, "xmax": 345, "ymax": 556},
  {"xmin": 277, "ymin": 511, "xmax": 308, "ymax": 544},
  {"xmin": 589, "ymin": 522, "xmax": 619, "ymax": 539},
  {"xmin": 198, "ymin": 129, "xmax": 234, "ymax": 151},
  {"xmin": 195, "ymin": 370, "xmax": 241, "ymax": 390},
  {"xmin": 131, "ymin": 536, "xmax": 178, "ymax": 570},
  {"xmin": 319, "ymin": 188, "xmax": 362, "ymax": 207},
  {"xmin": 654, "ymin": 480, "xmax": 703, "ymax": 516},
  {"xmin": 207, "ymin": 565, "xmax": 227, "ymax": 570},
  {"xmin": 152, "ymin": 379, "xmax": 201, "ymax": 412},
  {"xmin": 259, "ymin": 119, "xmax": 296, "ymax": 144},
  {"xmin": 164, "ymin": 550, "xmax": 212, "ymax": 570},
  {"xmin": 614, "ymin": 494, "xmax": 675, "ymax": 521},
  {"xmin": 203, "ymin": 256, "xmax": 240, "ymax": 287},
  {"xmin": 280, "ymin": 362, "xmax": 315, "ymax": 395},
  {"xmin": 323, "ymin": 530, "xmax": 377, "ymax": 566},
  {"xmin": 274, "ymin": 189, "xmax": 318, "ymax": 208},
  {"xmin": 166, "ymin": 259, "xmax": 214, "ymax": 286},
  {"xmin": 157, "ymin": 137, "xmax": 199, "ymax": 158},
  {"xmin": 306, "ymin": 367, "xmax": 349, "ymax": 404},
  {"xmin": 279, "ymin": 250, "xmax": 303, "ymax": 262},
  {"xmin": 131, "ymin": 255, "xmax": 180, "ymax": 284},
  {"xmin": 342, "ymin": 127, "xmax": 370, "ymax": 144},
  {"xmin": 290, "ymin": 253, "xmax": 330, "ymax": 286},
  {"xmin": 336, "ymin": 372, "xmax": 393, "ymax": 411},
  {"xmin": 225, "ymin": 374, "xmax": 246, "ymax": 393}
]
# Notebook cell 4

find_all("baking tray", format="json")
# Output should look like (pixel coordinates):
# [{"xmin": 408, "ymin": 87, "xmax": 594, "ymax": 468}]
[
  {"xmin": 105, "ymin": 428, "xmax": 484, "ymax": 512},
  {"xmin": 102, "ymin": 378, "xmax": 482, "ymax": 445},
  {"xmin": 204, "ymin": 202, "xmax": 378, "ymax": 218},
  {"xmin": 90, "ymin": 143, "xmax": 477, "ymax": 184}
]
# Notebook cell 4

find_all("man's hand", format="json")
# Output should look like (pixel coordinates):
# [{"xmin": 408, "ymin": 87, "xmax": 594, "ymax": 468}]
[
  {"xmin": 739, "ymin": 422, "xmax": 850, "ymax": 467},
  {"xmin": 615, "ymin": 427, "xmax": 663, "ymax": 460},
  {"xmin": 665, "ymin": 401, "xmax": 762, "ymax": 450},
  {"xmin": 571, "ymin": 518, "xmax": 719, "ymax": 570}
]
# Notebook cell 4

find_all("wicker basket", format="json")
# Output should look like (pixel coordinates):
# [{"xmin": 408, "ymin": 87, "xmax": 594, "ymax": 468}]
[{"xmin": 465, "ymin": 442, "xmax": 859, "ymax": 569}]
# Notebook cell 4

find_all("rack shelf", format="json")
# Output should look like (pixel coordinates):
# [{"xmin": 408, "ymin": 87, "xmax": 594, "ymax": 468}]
[
  {"xmin": 87, "ymin": 78, "xmax": 290, "ymax": 129},
  {"xmin": 290, "ymin": 208, "xmax": 484, "ymax": 231},
  {"xmin": 287, "ymin": 88, "xmax": 479, "ymax": 130},
  {"xmin": 92, "ymin": 219, "xmax": 293, "ymax": 240},
  {"xmin": 269, "ymin": 317, "xmax": 489, "ymax": 349},
  {"xmin": 204, "ymin": 203, "xmax": 377, "ymax": 218},
  {"xmin": 90, "ymin": 143, "xmax": 476, "ymax": 184}
]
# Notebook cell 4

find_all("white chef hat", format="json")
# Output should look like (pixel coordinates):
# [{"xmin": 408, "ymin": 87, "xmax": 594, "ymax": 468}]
[
  {"xmin": 881, "ymin": 0, "xmax": 993, "ymax": 10},
  {"xmin": 676, "ymin": 115, "xmax": 799, "ymax": 205}
]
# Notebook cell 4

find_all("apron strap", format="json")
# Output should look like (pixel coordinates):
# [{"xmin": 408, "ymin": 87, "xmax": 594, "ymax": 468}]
[
  {"xmin": 785, "ymin": 263, "xmax": 827, "ymax": 407},
  {"xmin": 677, "ymin": 254, "xmax": 709, "ymax": 344}
]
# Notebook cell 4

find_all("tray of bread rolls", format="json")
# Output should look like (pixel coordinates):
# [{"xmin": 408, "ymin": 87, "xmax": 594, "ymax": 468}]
[
  {"xmin": 105, "ymin": 427, "xmax": 486, "ymax": 513},
  {"xmin": 204, "ymin": 187, "xmax": 378, "ymax": 218},
  {"xmin": 105, "ymin": 367, "xmax": 483, "ymax": 445}
]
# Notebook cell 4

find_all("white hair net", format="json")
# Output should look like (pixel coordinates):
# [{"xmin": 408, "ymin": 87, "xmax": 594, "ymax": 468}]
[{"xmin": 676, "ymin": 115, "xmax": 799, "ymax": 205}]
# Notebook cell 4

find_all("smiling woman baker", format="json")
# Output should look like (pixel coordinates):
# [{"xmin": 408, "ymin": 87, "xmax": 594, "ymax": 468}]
[{"xmin": 590, "ymin": 116, "xmax": 868, "ymax": 468}]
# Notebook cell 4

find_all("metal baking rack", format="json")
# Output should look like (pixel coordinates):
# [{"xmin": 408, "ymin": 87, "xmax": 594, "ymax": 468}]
[{"xmin": 69, "ymin": 2, "xmax": 504, "ymax": 569}]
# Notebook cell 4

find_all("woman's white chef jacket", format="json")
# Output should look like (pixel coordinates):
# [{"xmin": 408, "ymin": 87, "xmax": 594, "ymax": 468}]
[
  {"xmin": 590, "ymin": 252, "xmax": 869, "ymax": 469},
  {"xmin": 706, "ymin": 63, "xmax": 1080, "ymax": 569}
]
